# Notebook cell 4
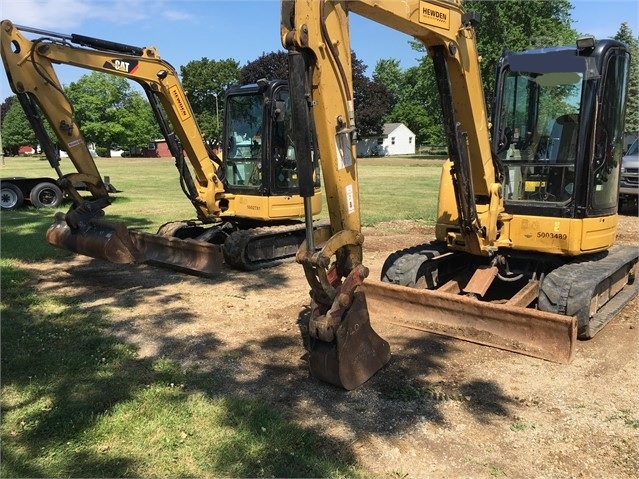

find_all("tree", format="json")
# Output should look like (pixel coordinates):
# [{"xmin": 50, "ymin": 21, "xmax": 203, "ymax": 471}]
[
  {"xmin": 180, "ymin": 58, "xmax": 240, "ymax": 140},
  {"xmin": 114, "ymin": 92, "xmax": 161, "ymax": 149},
  {"xmin": 1, "ymin": 96, "xmax": 14, "ymax": 126},
  {"xmin": 387, "ymin": 100, "xmax": 441, "ymax": 147},
  {"xmin": 384, "ymin": 60, "xmax": 445, "ymax": 146},
  {"xmin": 351, "ymin": 53, "xmax": 392, "ymax": 137},
  {"xmin": 64, "ymin": 72, "xmax": 159, "ymax": 155},
  {"xmin": 614, "ymin": 21, "xmax": 639, "ymax": 138},
  {"xmin": 372, "ymin": 58, "xmax": 403, "ymax": 108},
  {"xmin": 463, "ymin": 0, "xmax": 577, "ymax": 102},
  {"xmin": 1, "ymin": 99, "xmax": 37, "ymax": 155},
  {"xmin": 239, "ymin": 51, "xmax": 289, "ymax": 84}
]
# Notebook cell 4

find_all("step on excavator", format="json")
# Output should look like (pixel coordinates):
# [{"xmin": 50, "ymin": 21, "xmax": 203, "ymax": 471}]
[
  {"xmin": 0, "ymin": 20, "xmax": 323, "ymax": 275},
  {"xmin": 282, "ymin": 0, "xmax": 638, "ymax": 389}
]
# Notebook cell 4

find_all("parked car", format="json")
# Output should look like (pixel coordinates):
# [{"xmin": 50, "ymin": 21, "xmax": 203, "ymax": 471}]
[{"xmin": 619, "ymin": 138, "xmax": 639, "ymax": 209}]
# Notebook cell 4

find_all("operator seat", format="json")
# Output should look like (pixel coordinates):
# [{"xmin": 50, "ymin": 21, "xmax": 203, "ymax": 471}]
[
  {"xmin": 548, "ymin": 114, "xmax": 579, "ymax": 200},
  {"xmin": 549, "ymin": 114, "xmax": 579, "ymax": 163}
]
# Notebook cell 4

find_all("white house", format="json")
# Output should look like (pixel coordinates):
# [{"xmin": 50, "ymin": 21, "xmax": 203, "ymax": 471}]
[{"xmin": 356, "ymin": 122, "xmax": 416, "ymax": 157}]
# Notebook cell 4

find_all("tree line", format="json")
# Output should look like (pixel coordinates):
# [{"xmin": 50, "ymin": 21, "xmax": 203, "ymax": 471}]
[{"xmin": 1, "ymin": 0, "xmax": 637, "ymax": 156}]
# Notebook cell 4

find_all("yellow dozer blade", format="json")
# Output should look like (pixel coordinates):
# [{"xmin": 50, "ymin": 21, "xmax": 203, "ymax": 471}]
[
  {"xmin": 46, "ymin": 214, "xmax": 223, "ymax": 276},
  {"xmin": 361, "ymin": 280, "xmax": 577, "ymax": 364}
]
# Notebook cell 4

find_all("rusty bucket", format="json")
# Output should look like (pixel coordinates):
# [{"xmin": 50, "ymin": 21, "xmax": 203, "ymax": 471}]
[
  {"xmin": 308, "ymin": 291, "xmax": 391, "ymax": 390},
  {"xmin": 46, "ymin": 214, "xmax": 223, "ymax": 276},
  {"xmin": 46, "ymin": 214, "xmax": 141, "ymax": 264}
]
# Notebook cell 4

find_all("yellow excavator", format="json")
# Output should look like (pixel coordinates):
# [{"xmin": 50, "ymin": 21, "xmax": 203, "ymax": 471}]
[
  {"xmin": 282, "ymin": 0, "xmax": 638, "ymax": 389},
  {"xmin": 0, "ymin": 20, "xmax": 322, "ymax": 275}
]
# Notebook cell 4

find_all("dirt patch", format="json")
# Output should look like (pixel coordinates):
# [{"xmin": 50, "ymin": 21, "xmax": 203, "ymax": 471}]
[{"xmin": 21, "ymin": 212, "xmax": 639, "ymax": 478}]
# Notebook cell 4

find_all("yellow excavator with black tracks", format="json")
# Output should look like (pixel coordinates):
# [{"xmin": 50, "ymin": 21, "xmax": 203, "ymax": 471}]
[
  {"xmin": 0, "ymin": 20, "xmax": 323, "ymax": 275},
  {"xmin": 281, "ymin": 0, "xmax": 638, "ymax": 389}
]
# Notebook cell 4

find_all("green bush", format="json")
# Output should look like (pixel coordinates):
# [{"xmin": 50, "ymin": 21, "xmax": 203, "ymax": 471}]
[{"xmin": 95, "ymin": 146, "xmax": 108, "ymax": 157}]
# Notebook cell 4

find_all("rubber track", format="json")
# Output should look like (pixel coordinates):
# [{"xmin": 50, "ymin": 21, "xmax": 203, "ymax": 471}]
[
  {"xmin": 223, "ymin": 221, "xmax": 329, "ymax": 271},
  {"xmin": 538, "ymin": 245, "xmax": 638, "ymax": 338},
  {"xmin": 381, "ymin": 241, "xmax": 450, "ymax": 287}
]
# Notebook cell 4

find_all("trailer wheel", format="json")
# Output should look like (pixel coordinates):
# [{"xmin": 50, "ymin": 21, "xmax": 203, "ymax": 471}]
[
  {"xmin": 30, "ymin": 182, "xmax": 63, "ymax": 208},
  {"xmin": 1, "ymin": 183, "xmax": 24, "ymax": 210}
]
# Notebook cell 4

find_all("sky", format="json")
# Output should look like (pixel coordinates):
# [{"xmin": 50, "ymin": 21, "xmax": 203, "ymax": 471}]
[{"xmin": 1, "ymin": 0, "xmax": 638, "ymax": 99}]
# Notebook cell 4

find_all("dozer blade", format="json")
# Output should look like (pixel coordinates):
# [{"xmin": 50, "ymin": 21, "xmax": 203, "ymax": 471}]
[
  {"xmin": 309, "ymin": 291, "xmax": 391, "ymax": 390},
  {"xmin": 46, "ymin": 215, "xmax": 223, "ymax": 276},
  {"xmin": 128, "ymin": 230, "xmax": 223, "ymax": 276},
  {"xmin": 361, "ymin": 280, "xmax": 577, "ymax": 364}
]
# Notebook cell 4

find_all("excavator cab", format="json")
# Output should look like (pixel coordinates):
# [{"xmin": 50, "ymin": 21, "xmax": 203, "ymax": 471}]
[
  {"xmin": 493, "ymin": 38, "xmax": 630, "ymax": 242},
  {"xmin": 223, "ymin": 80, "xmax": 321, "ymax": 198}
]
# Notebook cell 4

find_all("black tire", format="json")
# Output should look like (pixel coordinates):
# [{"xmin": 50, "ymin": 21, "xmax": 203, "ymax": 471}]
[
  {"xmin": 30, "ymin": 182, "xmax": 63, "ymax": 208},
  {"xmin": 1, "ymin": 183, "xmax": 24, "ymax": 210}
]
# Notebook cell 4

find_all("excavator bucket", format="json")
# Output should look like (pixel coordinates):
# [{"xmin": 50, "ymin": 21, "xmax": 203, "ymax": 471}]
[
  {"xmin": 46, "ymin": 214, "xmax": 223, "ymax": 276},
  {"xmin": 361, "ymin": 280, "xmax": 577, "ymax": 364},
  {"xmin": 46, "ymin": 214, "xmax": 141, "ymax": 264},
  {"xmin": 308, "ymin": 291, "xmax": 391, "ymax": 390}
]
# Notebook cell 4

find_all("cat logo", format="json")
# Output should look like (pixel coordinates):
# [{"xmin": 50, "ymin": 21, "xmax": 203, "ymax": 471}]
[{"xmin": 103, "ymin": 59, "xmax": 139, "ymax": 74}]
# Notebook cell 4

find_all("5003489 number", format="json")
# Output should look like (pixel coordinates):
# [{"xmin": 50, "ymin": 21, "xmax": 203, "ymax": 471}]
[{"xmin": 537, "ymin": 232, "xmax": 567, "ymax": 240}]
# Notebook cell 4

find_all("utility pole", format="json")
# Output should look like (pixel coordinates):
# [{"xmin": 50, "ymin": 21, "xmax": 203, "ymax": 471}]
[
  {"xmin": 0, "ymin": 127, "xmax": 4, "ymax": 165},
  {"xmin": 213, "ymin": 92, "xmax": 219, "ymax": 131}
]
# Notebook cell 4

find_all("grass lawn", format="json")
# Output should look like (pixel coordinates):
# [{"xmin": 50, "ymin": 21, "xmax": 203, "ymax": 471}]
[
  {"xmin": 0, "ymin": 261, "xmax": 360, "ymax": 477},
  {"xmin": 0, "ymin": 154, "xmax": 444, "ymax": 477},
  {"xmin": 1, "ymin": 154, "xmax": 444, "ymax": 232},
  {"xmin": 357, "ymin": 157, "xmax": 443, "ymax": 225}
]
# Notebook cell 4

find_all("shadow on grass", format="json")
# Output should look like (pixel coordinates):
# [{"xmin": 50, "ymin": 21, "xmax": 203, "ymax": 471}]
[
  {"xmin": 0, "ymin": 262, "xmax": 358, "ymax": 478},
  {"xmin": 1, "ymin": 225, "xmax": 516, "ymax": 477}
]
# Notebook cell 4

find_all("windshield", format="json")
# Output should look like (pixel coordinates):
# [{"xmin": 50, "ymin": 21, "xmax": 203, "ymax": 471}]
[
  {"xmin": 627, "ymin": 139, "xmax": 638, "ymax": 157},
  {"xmin": 497, "ymin": 69, "xmax": 583, "ymax": 203},
  {"xmin": 225, "ymin": 93, "xmax": 263, "ymax": 189}
]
